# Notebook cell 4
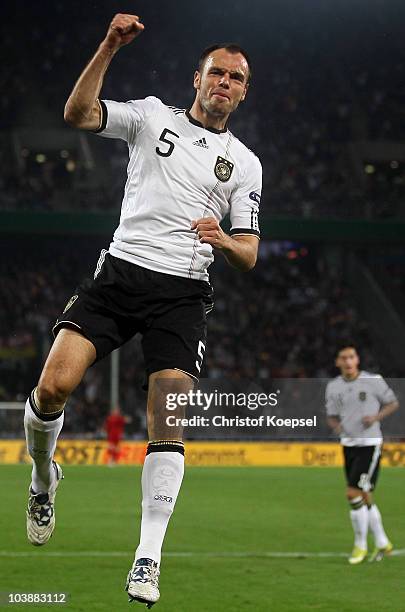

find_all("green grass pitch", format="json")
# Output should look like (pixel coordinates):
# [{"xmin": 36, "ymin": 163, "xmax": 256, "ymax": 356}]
[{"xmin": 0, "ymin": 466, "xmax": 404, "ymax": 611}]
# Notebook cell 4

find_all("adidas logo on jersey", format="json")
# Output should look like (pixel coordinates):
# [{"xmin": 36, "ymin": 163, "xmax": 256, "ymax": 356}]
[{"xmin": 192, "ymin": 137, "xmax": 209, "ymax": 149}]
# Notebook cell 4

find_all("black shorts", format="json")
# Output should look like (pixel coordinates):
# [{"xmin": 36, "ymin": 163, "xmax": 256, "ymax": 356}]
[
  {"xmin": 343, "ymin": 445, "xmax": 382, "ymax": 491},
  {"xmin": 53, "ymin": 251, "xmax": 214, "ymax": 381}
]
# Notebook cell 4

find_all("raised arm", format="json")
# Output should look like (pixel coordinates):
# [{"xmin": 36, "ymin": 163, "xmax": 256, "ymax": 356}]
[{"xmin": 63, "ymin": 13, "xmax": 144, "ymax": 130}]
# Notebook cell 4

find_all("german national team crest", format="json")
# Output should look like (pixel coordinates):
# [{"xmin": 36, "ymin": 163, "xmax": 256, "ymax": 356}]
[
  {"xmin": 63, "ymin": 294, "xmax": 78, "ymax": 313},
  {"xmin": 214, "ymin": 156, "xmax": 234, "ymax": 182},
  {"xmin": 359, "ymin": 391, "xmax": 367, "ymax": 401}
]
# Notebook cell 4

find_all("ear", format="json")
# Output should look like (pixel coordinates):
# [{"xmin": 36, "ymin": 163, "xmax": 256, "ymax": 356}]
[
  {"xmin": 193, "ymin": 70, "xmax": 201, "ymax": 91},
  {"xmin": 240, "ymin": 82, "xmax": 249, "ymax": 102}
]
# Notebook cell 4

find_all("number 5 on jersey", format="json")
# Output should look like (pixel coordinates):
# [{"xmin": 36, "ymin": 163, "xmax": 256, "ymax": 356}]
[{"xmin": 156, "ymin": 128, "xmax": 179, "ymax": 157}]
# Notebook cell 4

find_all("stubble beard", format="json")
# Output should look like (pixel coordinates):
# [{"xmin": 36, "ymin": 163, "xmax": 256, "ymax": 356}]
[{"xmin": 199, "ymin": 95, "xmax": 229, "ymax": 119}]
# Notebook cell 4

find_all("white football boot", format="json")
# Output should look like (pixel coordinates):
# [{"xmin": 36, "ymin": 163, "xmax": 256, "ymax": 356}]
[
  {"xmin": 125, "ymin": 558, "xmax": 160, "ymax": 607},
  {"xmin": 26, "ymin": 461, "xmax": 63, "ymax": 546}
]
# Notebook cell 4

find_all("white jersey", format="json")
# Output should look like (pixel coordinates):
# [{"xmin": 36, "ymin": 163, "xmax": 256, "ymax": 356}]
[
  {"xmin": 325, "ymin": 371, "xmax": 397, "ymax": 446},
  {"xmin": 94, "ymin": 96, "xmax": 262, "ymax": 281}
]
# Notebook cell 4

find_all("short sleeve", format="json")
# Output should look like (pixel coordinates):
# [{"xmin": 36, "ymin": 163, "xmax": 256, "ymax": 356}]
[
  {"xmin": 374, "ymin": 376, "xmax": 397, "ymax": 405},
  {"xmin": 229, "ymin": 154, "xmax": 262, "ymax": 238},
  {"xmin": 94, "ymin": 96, "xmax": 161, "ymax": 142},
  {"xmin": 325, "ymin": 383, "xmax": 339, "ymax": 417}
]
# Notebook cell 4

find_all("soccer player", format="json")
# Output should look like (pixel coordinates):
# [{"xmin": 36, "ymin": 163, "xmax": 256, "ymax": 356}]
[
  {"xmin": 325, "ymin": 344, "xmax": 399, "ymax": 564},
  {"xmin": 23, "ymin": 13, "xmax": 261, "ymax": 607},
  {"xmin": 104, "ymin": 406, "xmax": 131, "ymax": 465}
]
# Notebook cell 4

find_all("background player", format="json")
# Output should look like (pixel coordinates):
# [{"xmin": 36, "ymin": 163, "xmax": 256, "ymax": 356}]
[
  {"xmin": 23, "ymin": 12, "xmax": 261, "ymax": 608},
  {"xmin": 326, "ymin": 344, "xmax": 399, "ymax": 564},
  {"xmin": 104, "ymin": 406, "xmax": 131, "ymax": 465}
]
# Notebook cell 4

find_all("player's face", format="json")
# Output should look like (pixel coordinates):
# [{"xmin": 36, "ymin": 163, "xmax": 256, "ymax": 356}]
[
  {"xmin": 194, "ymin": 49, "xmax": 249, "ymax": 118},
  {"xmin": 335, "ymin": 348, "xmax": 360, "ymax": 377}
]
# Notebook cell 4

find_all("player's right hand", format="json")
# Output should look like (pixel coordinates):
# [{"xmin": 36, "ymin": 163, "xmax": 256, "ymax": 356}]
[{"xmin": 103, "ymin": 14, "xmax": 144, "ymax": 50}]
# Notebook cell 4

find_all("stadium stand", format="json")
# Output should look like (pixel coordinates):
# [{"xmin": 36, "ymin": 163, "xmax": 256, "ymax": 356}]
[{"xmin": 1, "ymin": 1, "xmax": 405, "ymax": 218}]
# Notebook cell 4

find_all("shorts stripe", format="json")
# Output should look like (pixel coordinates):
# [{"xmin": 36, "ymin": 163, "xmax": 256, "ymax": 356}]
[
  {"xmin": 367, "ymin": 444, "xmax": 382, "ymax": 480},
  {"xmin": 94, "ymin": 249, "xmax": 108, "ymax": 279},
  {"xmin": 52, "ymin": 320, "xmax": 84, "ymax": 338},
  {"xmin": 173, "ymin": 367, "xmax": 198, "ymax": 382}
]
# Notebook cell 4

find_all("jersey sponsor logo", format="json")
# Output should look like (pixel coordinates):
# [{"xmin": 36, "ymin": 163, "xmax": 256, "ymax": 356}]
[
  {"xmin": 192, "ymin": 137, "xmax": 209, "ymax": 149},
  {"xmin": 154, "ymin": 494, "xmax": 173, "ymax": 503},
  {"xmin": 249, "ymin": 191, "xmax": 261, "ymax": 206},
  {"xmin": 359, "ymin": 391, "xmax": 367, "ymax": 401},
  {"xmin": 214, "ymin": 156, "xmax": 234, "ymax": 182},
  {"xmin": 63, "ymin": 295, "xmax": 78, "ymax": 314}
]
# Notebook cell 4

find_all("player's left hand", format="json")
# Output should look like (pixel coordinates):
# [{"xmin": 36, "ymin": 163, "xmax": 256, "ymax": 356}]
[
  {"xmin": 191, "ymin": 217, "xmax": 232, "ymax": 251},
  {"xmin": 362, "ymin": 415, "xmax": 378, "ymax": 427}
]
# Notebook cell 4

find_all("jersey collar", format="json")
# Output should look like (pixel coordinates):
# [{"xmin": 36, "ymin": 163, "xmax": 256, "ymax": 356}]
[
  {"xmin": 185, "ymin": 110, "xmax": 228, "ymax": 134},
  {"xmin": 341, "ymin": 371, "xmax": 361, "ymax": 383}
]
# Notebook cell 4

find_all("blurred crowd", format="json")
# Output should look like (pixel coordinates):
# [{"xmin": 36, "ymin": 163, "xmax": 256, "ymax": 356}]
[
  {"xmin": 1, "ymin": 1, "xmax": 405, "ymax": 218},
  {"xmin": 0, "ymin": 237, "xmax": 390, "ymax": 436}
]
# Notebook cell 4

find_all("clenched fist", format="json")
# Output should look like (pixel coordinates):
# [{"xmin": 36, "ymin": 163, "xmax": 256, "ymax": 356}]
[
  {"xmin": 104, "ymin": 13, "xmax": 144, "ymax": 51},
  {"xmin": 191, "ymin": 217, "xmax": 258, "ymax": 270},
  {"xmin": 191, "ymin": 217, "xmax": 231, "ymax": 252}
]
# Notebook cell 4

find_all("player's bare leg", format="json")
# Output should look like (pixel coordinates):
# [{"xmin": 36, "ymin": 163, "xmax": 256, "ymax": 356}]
[
  {"xmin": 25, "ymin": 328, "xmax": 96, "ymax": 545},
  {"xmin": 126, "ymin": 369, "xmax": 192, "ymax": 607}
]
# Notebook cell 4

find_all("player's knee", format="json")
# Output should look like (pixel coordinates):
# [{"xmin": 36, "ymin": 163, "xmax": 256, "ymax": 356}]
[
  {"xmin": 346, "ymin": 487, "xmax": 365, "ymax": 508},
  {"xmin": 36, "ymin": 377, "xmax": 70, "ymax": 412}
]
